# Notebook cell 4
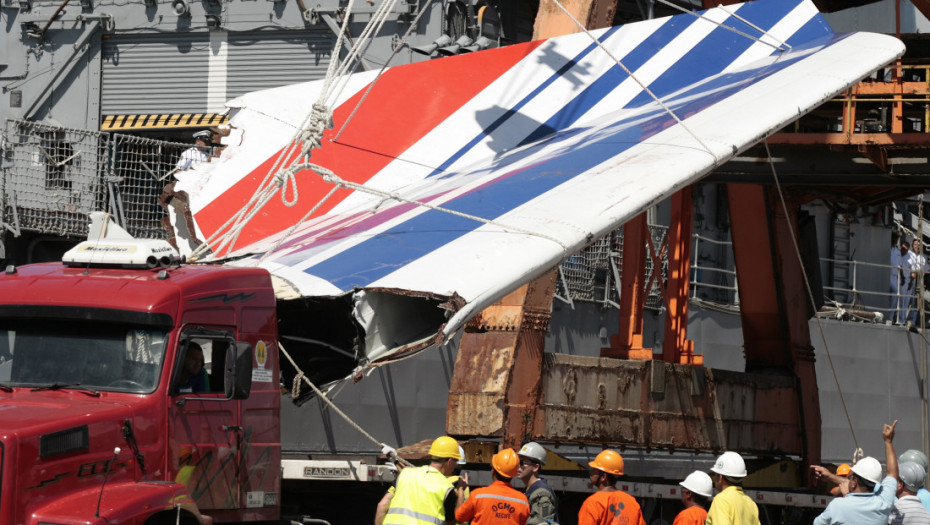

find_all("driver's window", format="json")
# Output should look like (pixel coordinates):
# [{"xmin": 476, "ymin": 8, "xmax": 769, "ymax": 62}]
[{"xmin": 174, "ymin": 337, "xmax": 229, "ymax": 395}]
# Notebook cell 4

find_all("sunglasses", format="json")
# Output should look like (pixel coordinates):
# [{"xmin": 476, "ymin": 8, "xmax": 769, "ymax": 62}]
[{"xmin": 519, "ymin": 460, "xmax": 536, "ymax": 467}]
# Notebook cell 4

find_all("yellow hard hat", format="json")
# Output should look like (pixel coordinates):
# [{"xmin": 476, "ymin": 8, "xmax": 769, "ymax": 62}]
[
  {"xmin": 836, "ymin": 463, "xmax": 851, "ymax": 476},
  {"xmin": 428, "ymin": 436, "xmax": 462, "ymax": 460},
  {"xmin": 492, "ymin": 448, "xmax": 520, "ymax": 478},
  {"xmin": 589, "ymin": 449, "xmax": 624, "ymax": 476}
]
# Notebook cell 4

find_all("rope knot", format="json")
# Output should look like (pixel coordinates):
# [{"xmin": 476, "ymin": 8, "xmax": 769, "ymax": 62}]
[
  {"xmin": 300, "ymin": 103, "xmax": 334, "ymax": 156},
  {"xmin": 291, "ymin": 371, "xmax": 305, "ymax": 399}
]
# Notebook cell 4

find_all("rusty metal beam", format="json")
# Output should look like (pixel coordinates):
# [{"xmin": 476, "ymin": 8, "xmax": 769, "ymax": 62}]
[
  {"xmin": 532, "ymin": 0, "xmax": 618, "ymax": 40},
  {"xmin": 446, "ymin": 272, "xmax": 557, "ymax": 449},
  {"xmin": 727, "ymin": 184, "xmax": 822, "ymax": 479},
  {"xmin": 531, "ymin": 355, "xmax": 804, "ymax": 455}
]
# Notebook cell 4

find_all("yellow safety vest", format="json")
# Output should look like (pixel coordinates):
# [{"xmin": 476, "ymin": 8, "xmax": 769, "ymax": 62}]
[{"xmin": 385, "ymin": 465, "xmax": 454, "ymax": 525}]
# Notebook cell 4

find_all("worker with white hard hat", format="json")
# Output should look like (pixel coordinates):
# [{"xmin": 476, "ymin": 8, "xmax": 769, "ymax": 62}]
[
  {"xmin": 890, "ymin": 461, "xmax": 930, "ymax": 524},
  {"xmin": 674, "ymin": 471, "xmax": 712, "ymax": 525},
  {"xmin": 899, "ymin": 449, "xmax": 930, "ymax": 512},
  {"xmin": 706, "ymin": 451, "xmax": 760, "ymax": 525},
  {"xmin": 813, "ymin": 421, "xmax": 900, "ymax": 525},
  {"xmin": 516, "ymin": 442, "xmax": 559, "ymax": 525}
]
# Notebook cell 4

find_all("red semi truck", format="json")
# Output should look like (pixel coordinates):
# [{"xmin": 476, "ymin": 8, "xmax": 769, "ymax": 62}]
[{"xmin": 0, "ymin": 233, "xmax": 282, "ymax": 524}]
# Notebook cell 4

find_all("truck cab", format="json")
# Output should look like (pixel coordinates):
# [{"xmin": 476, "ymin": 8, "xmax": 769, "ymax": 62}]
[{"xmin": 0, "ymin": 234, "xmax": 281, "ymax": 524}]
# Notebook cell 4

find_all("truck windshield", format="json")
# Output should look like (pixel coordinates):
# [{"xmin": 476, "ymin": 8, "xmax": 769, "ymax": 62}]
[{"xmin": 0, "ymin": 320, "xmax": 167, "ymax": 393}]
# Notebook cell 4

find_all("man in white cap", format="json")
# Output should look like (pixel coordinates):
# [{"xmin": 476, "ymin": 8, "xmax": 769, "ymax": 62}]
[
  {"xmin": 706, "ymin": 451, "xmax": 760, "ymax": 525},
  {"xmin": 675, "ymin": 471, "xmax": 712, "ymax": 525},
  {"xmin": 517, "ymin": 442, "xmax": 559, "ymax": 525},
  {"xmin": 890, "ymin": 461, "xmax": 930, "ymax": 524},
  {"xmin": 176, "ymin": 130, "xmax": 212, "ymax": 171},
  {"xmin": 813, "ymin": 421, "xmax": 899, "ymax": 525}
]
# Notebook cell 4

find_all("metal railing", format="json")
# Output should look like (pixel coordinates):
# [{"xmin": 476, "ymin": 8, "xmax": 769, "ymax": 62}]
[
  {"xmin": 556, "ymin": 229, "xmax": 911, "ymax": 323},
  {"xmin": 555, "ymin": 224, "xmax": 668, "ymax": 310},
  {"xmin": 1, "ymin": 119, "xmax": 188, "ymax": 242}
]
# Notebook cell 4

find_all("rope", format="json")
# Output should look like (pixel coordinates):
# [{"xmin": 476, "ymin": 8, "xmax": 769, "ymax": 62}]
[
  {"xmin": 332, "ymin": 0, "xmax": 433, "ymax": 141},
  {"xmin": 654, "ymin": 0, "xmax": 790, "ymax": 52},
  {"xmin": 192, "ymin": 0, "xmax": 426, "ymax": 260},
  {"xmin": 278, "ymin": 341, "xmax": 412, "ymax": 468},
  {"xmin": 266, "ymin": 162, "xmax": 570, "ymax": 252},
  {"xmin": 714, "ymin": 3, "xmax": 792, "ymax": 51},
  {"xmin": 763, "ymin": 139, "xmax": 859, "ymax": 452},
  {"xmin": 548, "ymin": 0, "xmax": 718, "ymax": 162}
]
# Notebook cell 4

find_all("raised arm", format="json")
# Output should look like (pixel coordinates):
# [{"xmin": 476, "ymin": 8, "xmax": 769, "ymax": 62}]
[{"xmin": 884, "ymin": 420, "xmax": 898, "ymax": 480}]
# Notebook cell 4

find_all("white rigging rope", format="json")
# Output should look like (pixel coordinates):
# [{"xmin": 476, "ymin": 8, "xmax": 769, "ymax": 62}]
[
  {"xmin": 655, "ymin": 0, "xmax": 790, "ymax": 52},
  {"xmin": 191, "ymin": 0, "xmax": 449, "ymax": 262},
  {"xmin": 763, "ymin": 139, "xmax": 860, "ymax": 454},
  {"xmin": 255, "ymin": 162, "xmax": 570, "ymax": 263},
  {"xmin": 547, "ymin": 0, "xmax": 718, "ymax": 162},
  {"xmin": 279, "ymin": 341, "xmax": 412, "ymax": 467}
]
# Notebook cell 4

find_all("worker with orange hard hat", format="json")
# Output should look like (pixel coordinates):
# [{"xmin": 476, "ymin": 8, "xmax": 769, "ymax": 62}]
[
  {"xmin": 829, "ymin": 464, "xmax": 852, "ymax": 497},
  {"xmin": 578, "ymin": 449, "xmax": 646, "ymax": 525},
  {"xmin": 454, "ymin": 448, "xmax": 530, "ymax": 525}
]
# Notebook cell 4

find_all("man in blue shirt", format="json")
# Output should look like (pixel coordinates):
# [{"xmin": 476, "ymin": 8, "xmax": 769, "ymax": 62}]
[{"xmin": 813, "ymin": 421, "xmax": 899, "ymax": 525}]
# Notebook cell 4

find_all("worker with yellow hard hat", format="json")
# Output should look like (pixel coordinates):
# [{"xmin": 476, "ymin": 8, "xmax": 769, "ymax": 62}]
[
  {"xmin": 454, "ymin": 448, "xmax": 529, "ymax": 525},
  {"xmin": 379, "ymin": 436, "xmax": 465, "ymax": 525},
  {"xmin": 578, "ymin": 449, "xmax": 646, "ymax": 525}
]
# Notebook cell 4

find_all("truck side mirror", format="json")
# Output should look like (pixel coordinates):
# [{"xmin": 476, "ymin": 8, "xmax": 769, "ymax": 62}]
[{"xmin": 224, "ymin": 342, "xmax": 252, "ymax": 400}]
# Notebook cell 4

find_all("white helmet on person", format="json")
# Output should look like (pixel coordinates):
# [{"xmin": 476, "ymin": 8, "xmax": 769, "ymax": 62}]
[
  {"xmin": 517, "ymin": 442, "xmax": 547, "ymax": 465},
  {"xmin": 850, "ymin": 456, "xmax": 883, "ymax": 485},
  {"xmin": 680, "ymin": 471, "xmax": 714, "ymax": 498},
  {"xmin": 710, "ymin": 451, "xmax": 747, "ymax": 478},
  {"xmin": 192, "ymin": 130, "xmax": 212, "ymax": 140},
  {"xmin": 457, "ymin": 445, "xmax": 467, "ymax": 466},
  {"xmin": 899, "ymin": 461, "xmax": 926, "ymax": 491}
]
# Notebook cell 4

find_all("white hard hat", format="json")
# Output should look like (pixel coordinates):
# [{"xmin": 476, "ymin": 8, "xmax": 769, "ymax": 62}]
[
  {"xmin": 457, "ymin": 445, "xmax": 466, "ymax": 466},
  {"xmin": 710, "ymin": 451, "xmax": 747, "ymax": 478},
  {"xmin": 680, "ymin": 470, "xmax": 713, "ymax": 498},
  {"xmin": 850, "ymin": 456, "xmax": 883, "ymax": 485},
  {"xmin": 517, "ymin": 442, "xmax": 547, "ymax": 465},
  {"xmin": 900, "ymin": 461, "xmax": 926, "ymax": 491}
]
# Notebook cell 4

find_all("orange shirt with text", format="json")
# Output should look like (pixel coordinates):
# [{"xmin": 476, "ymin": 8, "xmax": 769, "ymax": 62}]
[
  {"xmin": 578, "ymin": 490, "xmax": 647, "ymax": 525},
  {"xmin": 455, "ymin": 480, "xmax": 530, "ymax": 525}
]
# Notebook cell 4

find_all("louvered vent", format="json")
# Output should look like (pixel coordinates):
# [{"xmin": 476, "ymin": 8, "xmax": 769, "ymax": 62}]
[{"xmin": 40, "ymin": 426, "xmax": 89, "ymax": 457}]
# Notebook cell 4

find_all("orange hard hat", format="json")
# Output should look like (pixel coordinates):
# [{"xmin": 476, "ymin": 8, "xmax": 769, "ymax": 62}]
[
  {"xmin": 589, "ymin": 449, "xmax": 624, "ymax": 476},
  {"xmin": 836, "ymin": 463, "xmax": 851, "ymax": 476},
  {"xmin": 492, "ymin": 448, "xmax": 520, "ymax": 478}
]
